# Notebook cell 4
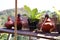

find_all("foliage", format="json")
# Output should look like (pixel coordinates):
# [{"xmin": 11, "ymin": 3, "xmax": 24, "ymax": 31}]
[
  {"xmin": 53, "ymin": 7, "xmax": 60, "ymax": 23},
  {"xmin": 24, "ymin": 5, "xmax": 31, "ymax": 14},
  {"xmin": 10, "ymin": 35, "xmax": 29, "ymax": 40},
  {"xmin": 24, "ymin": 5, "xmax": 45, "ymax": 22},
  {"xmin": 0, "ymin": 33, "xmax": 8, "ymax": 40}
]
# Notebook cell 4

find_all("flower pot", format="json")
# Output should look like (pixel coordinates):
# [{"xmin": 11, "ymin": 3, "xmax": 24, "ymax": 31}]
[{"xmin": 28, "ymin": 19, "xmax": 39, "ymax": 31}]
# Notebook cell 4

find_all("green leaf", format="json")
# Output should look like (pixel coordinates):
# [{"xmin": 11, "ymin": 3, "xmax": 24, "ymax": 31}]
[
  {"xmin": 35, "ymin": 13, "xmax": 41, "ymax": 19},
  {"xmin": 31, "ymin": 8, "xmax": 38, "ymax": 19},
  {"xmin": 24, "ymin": 5, "xmax": 31, "ymax": 14},
  {"xmin": 36, "ymin": 11, "xmax": 45, "ymax": 19}
]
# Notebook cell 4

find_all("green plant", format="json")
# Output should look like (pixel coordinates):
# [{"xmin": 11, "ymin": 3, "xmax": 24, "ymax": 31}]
[{"xmin": 24, "ymin": 5, "xmax": 45, "ymax": 22}]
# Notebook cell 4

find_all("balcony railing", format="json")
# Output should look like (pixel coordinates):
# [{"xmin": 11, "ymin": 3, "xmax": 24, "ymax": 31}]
[{"xmin": 0, "ymin": 27, "xmax": 60, "ymax": 40}]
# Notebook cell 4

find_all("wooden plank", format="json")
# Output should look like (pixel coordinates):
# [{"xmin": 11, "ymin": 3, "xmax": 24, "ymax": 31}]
[{"xmin": 0, "ymin": 28, "xmax": 60, "ymax": 40}]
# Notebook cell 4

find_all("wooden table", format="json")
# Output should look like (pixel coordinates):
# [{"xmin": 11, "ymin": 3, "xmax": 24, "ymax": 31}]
[{"xmin": 0, "ymin": 28, "xmax": 60, "ymax": 40}]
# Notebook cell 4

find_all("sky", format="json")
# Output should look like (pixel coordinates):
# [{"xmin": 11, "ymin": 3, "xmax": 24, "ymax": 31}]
[{"xmin": 0, "ymin": 0, "xmax": 60, "ymax": 11}]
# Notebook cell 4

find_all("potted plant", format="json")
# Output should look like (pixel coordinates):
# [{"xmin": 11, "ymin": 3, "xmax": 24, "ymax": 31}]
[{"xmin": 24, "ymin": 5, "xmax": 45, "ymax": 31}]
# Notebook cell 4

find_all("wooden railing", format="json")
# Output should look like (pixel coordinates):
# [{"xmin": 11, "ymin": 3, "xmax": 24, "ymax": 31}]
[{"xmin": 0, "ymin": 28, "xmax": 60, "ymax": 40}]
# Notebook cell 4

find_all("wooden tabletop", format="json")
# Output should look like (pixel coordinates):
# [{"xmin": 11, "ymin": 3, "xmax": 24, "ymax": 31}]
[{"xmin": 0, "ymin": 28, "xmax": 60, "ymax": 40}]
